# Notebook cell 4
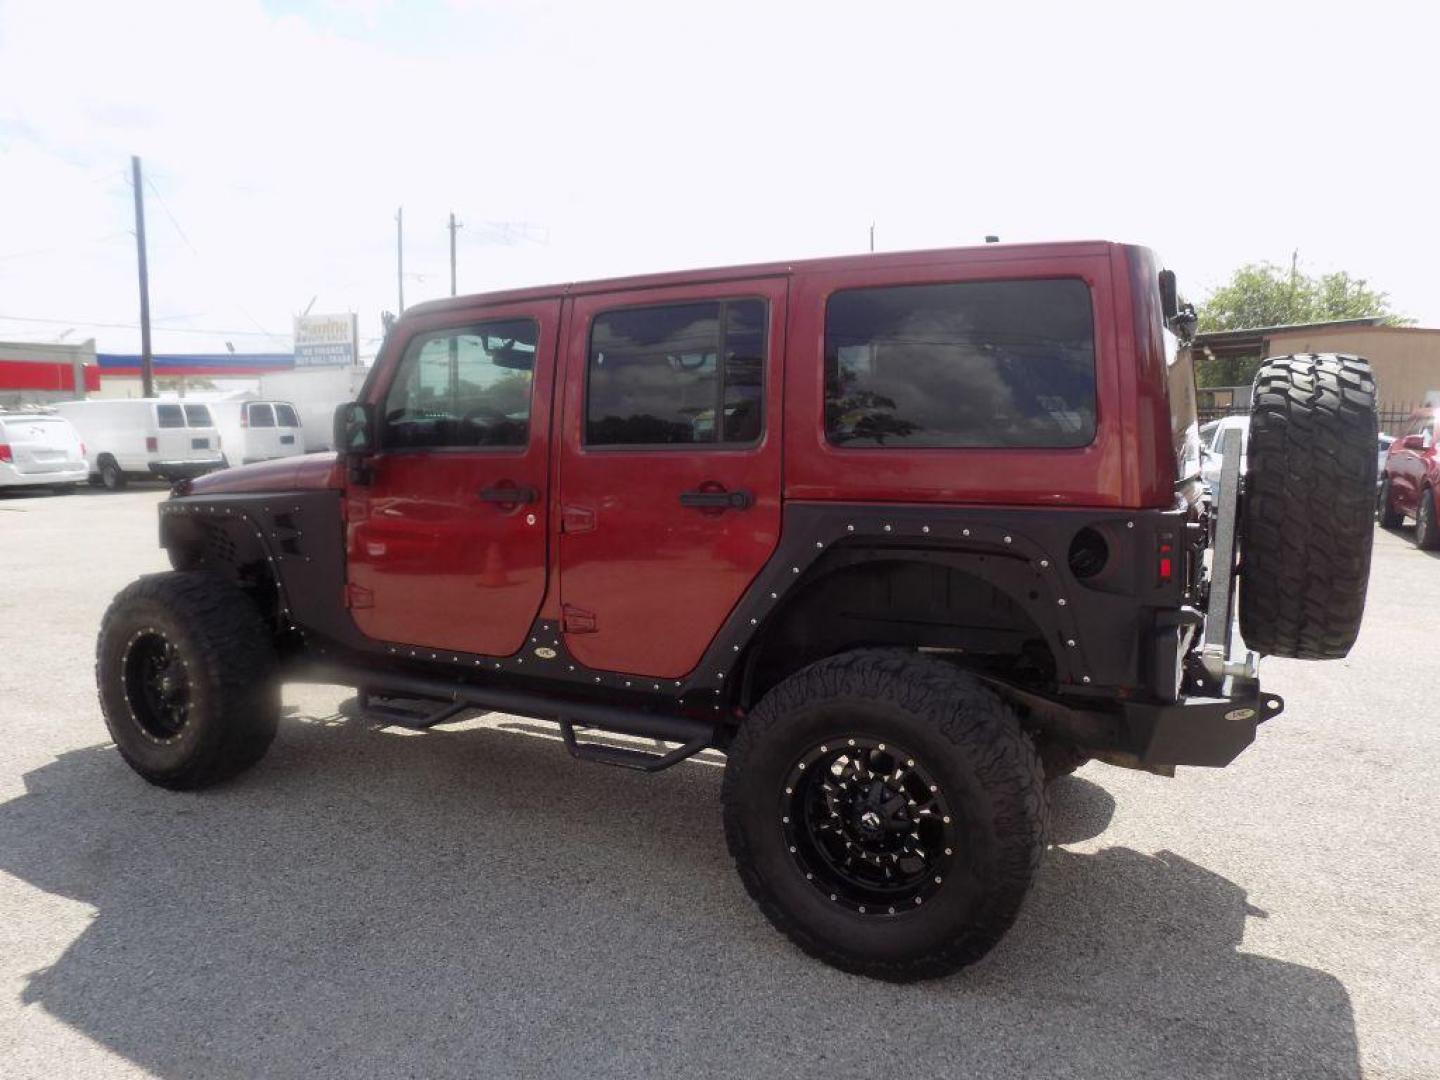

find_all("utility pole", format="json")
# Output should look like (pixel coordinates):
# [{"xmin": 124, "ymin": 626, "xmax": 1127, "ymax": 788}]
[
  {"xmin": 131, "ymin": 155, "xmax": 154, "ymax": 398},
  {"xmin": 869, "ymin": 223, "xmax": 875, "ymax": 252},
  {"xmin": 448, "ymin": 211, "xmax": 462, "ymax": 296},
  {"xmin": 395, "ymin": 206, "xmax": 405, "ymax": 314}
]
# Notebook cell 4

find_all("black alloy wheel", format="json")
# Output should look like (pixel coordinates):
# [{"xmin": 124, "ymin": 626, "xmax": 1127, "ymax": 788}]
[
  {"xmin": 121, "ymin": 629, "xmax": 192, "ymax": 743},
  {"xmin": 782, "ymin": 737, "xmax": 955, "ymax": 916}
]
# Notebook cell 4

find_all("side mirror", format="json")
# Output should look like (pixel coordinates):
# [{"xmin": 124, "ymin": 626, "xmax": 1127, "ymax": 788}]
[
  {"xmin": 334, "ymin": 401, "xmax": 375, "ymax": 454},
  {"xmin": 1159, "ymin": 269, "xmax": 1179, "ymax": 322},
  {"xmin": 334, "ymin": 402, "xmax": 375, "ymax": 483}
]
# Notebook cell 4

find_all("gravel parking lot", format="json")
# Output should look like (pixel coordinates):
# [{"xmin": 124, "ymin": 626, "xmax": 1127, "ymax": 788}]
[{"xmin": 1, "ymin": 485, "xmax": 1437, "ymax": 1079}]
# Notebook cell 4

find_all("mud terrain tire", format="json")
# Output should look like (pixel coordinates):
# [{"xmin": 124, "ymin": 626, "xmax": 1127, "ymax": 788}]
[
  {"xmin": 1239, "ymin": 354, "xmax": 1376, "ymax": 659},
  {"xmin": 722, "ymin": 649, "xmax": 1046, "ymax": 982},
  {"xmin": 97, "ymin": 571, "xmax": 279, "ymax": 789}
]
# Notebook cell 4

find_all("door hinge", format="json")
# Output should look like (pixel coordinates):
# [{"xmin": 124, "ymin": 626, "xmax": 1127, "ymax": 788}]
[
  {"xmin": 346, "ymin": 584, "xmax": 374, "ymax": 610},
  {"xmin": 561, "ymin": 604, "xmax": 597, "ymax": 634},
  {"xmin": 561, "ymin": 504, "xmax": 596, "ymax": 534}
]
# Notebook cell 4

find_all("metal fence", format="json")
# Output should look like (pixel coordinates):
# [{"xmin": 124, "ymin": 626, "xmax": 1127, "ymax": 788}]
[{"xmin": 1198, "ymin": 404, "xmax": 1421, "ymax": 431}]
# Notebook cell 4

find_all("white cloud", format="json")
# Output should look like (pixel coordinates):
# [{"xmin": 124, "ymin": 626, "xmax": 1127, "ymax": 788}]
[{"xmin": 1, "ymin": 0, "xmax": 1437, "ymax": 357}]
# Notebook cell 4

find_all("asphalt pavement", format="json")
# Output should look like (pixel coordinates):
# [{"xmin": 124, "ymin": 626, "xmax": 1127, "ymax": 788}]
[{"xmin": 1, "ymin": 485, "xmax": 1436, "ymax": 1079}]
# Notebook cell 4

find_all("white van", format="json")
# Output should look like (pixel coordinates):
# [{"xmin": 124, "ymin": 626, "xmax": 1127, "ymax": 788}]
[
  {"xmin": 207, "ymin": 400, "xmax": 305, "ymax": 467},
  {"xmin": 0, "ymin": 412, "xmax": 89, "ymax": 491},
  {"xmin": 53, "ymin": 399, "xmax": 225, "ymax": 490}
]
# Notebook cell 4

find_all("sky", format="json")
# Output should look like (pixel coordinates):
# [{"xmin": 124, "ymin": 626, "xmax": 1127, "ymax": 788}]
[{"xmin": 2, "ymin": 0, "xmax": 1437, "ymax": 360}]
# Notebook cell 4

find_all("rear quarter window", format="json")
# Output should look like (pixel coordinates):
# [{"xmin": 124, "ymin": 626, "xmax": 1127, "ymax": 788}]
[
  {"xmin": 156, "ymin": 404, "xmax": 185, "ymax": 428},
  {"xmin": 824, "ymin": 278, "xmax": 1096, "ymax": 448},
  {"xmin": 183, "ymin": 404, "xmax": 214, "ymax": 427}
]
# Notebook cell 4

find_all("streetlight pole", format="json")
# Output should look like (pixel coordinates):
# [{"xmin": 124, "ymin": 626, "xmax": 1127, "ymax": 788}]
[
  {"xmin": 448, "ymin": 211, "xmax": 462, "ymax": 296},
  {"xmin": 395, "ymin": 206, "xmax": 405, "ymax": 314}
]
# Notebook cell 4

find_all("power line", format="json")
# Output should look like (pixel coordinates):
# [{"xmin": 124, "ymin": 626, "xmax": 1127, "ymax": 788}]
[
  {"xmin": 144, "ymin": 177, "xmax": 198, "ymax": 256},
  {"xmin": 138, "ymin": 170, "xmax": 286, "ymax": 346}
]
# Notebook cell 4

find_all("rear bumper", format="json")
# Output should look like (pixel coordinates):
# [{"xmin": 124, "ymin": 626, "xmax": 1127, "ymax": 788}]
[
  {"xmin": 1125, "ymin": 686, "xmax": 1285, "ymax": 767},
  {"xmin": 0, "ymin": 462, "xmax": 88, "ymax": 487},
  {"xmin": 147, "ymin": 458, "xmax": 225, "ymax": 479}
]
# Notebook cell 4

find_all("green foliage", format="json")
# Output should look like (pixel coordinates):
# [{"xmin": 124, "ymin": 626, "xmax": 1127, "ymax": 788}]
[
  {"xmin": 1194, "ymin": 261, "xmax": 1410, "ymax": 387},
  {"xmin": 1197, "ymin": 262, "xmax": 1407, "ymax": 334}
]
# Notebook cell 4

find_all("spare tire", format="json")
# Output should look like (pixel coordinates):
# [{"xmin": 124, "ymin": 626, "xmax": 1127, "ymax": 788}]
[{"xmin": 1239, "ymin": 353, "xmax": 1377, "ymax": 659}]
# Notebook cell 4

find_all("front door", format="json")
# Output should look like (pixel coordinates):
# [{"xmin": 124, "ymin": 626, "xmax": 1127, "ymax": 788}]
[
  {"xmin": 556, "ymin": 279, "xmax": 787, "ymax": 678},
  {"xmin": 345, "ymin": 300, "xmax": 559, "ymax": 656},
  {"xmin": 1390, "ymin": 415, "xmax": 1433, "ymax": 514}
]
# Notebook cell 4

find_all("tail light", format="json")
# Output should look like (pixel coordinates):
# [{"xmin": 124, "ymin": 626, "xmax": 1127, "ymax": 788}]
[
  {"xmin": 0, "ymin": 444, "xmax": 11, "ymax": 463},
  {"xmin": 240, "ymin": 409, "xmax": 248, "ymax": 427},
  {"xmin": 1157, "ymin": 530, "xmax": 1176, "ymax": 585},
  {"xmin": 146, "ymin": 436, "xmax": 158, "ymax": 452}
]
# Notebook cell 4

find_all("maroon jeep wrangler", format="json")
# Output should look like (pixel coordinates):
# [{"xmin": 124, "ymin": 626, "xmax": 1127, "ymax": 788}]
[{"xmin": 97, "ymin": 242, "xmax": 1378, "ymax": 980}]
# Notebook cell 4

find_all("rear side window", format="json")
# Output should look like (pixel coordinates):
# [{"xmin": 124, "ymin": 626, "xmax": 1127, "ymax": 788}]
[
  {"xmin": 247, "ymin": 403, "xmax": 276, "ymax": 427},
  {"xmin": 274, "ymin": 403, "xmax": 300, "ymax": 427},
  {"xmin": 156, "ymin": 403, "xmax": 184, "ymax": 428},
  {"xmin": 183, "ymin": 404, "xmax": 213, "ymax": 427},
  {"xmin": 586, "ymin": 299, "xmax": 765, "ymax": 447},
  {"xmin": 824, "ymin": 279, "xmax": 1097, "ymax": 448}
]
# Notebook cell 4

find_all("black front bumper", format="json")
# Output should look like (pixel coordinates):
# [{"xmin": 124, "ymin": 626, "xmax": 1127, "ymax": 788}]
[{"xmin": 1125, "ymin": 688, "xmax": 1285, "ymax": 768}]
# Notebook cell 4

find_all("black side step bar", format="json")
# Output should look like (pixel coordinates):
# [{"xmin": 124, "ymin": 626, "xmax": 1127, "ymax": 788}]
[
  {"xmin": 309, "ymin": 665, "xmax": 721, "ymax": 772},
  {"xmin": 559, "ymin": 720, "xmax": 712, "ymax": 773},
  {"xmin": 354, "ymin": 689, "xmax": 471, "ymax": 730}
]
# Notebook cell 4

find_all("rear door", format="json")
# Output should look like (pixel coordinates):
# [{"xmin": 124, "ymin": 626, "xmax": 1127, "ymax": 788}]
[
  {"xmin": 244, "ymin": 402, "xmax": 282, "ymax": 461},
  {"xmin": 556, "ymin": 279, "xmax": 787, "ymax": 678},
  {"xmin": 181, "ymin": 403, "xmax": 218, "ymax": 461},
  {"xmin": 153, "ymin": 403, "xmax": 190, "ymax": 462},
  {"xmin": 273, "ymin": 402, "xmax": 303, "ymax": 457},
  {"xmin": 346, "ymin": 300, "xmax": 560, "ymax": 656}
]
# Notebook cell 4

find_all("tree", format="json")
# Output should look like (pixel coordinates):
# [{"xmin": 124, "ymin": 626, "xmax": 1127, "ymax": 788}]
[{"xmin": 1195, "ymin": 260, "xmax": 1408, "ymax": 385}]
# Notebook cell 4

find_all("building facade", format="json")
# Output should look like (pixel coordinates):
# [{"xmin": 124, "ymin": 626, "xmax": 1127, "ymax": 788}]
[{"xmin": 0, "ymin": 339, "xmax": 100, "ymax": 409}]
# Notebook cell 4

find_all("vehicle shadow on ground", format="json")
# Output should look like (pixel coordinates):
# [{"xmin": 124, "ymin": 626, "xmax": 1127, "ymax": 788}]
[{"xmin": 0, "ymin": 713, "xmax": 1359, "ymax": 1079}]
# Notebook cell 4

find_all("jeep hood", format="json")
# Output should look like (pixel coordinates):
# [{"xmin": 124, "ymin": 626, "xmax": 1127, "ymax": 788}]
[{"xmin": 184, "ymin": 453, "xmax": 343, "ymax": 496}]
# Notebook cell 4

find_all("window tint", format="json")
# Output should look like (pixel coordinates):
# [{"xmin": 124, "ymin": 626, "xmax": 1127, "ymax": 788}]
[
  {"xmin": 274, "ymin": 403, "xmax": 300, "ymax": 427},
  {"xmin": 586, "ymin": 299, "xmax": 766, "ymax": 446},
  {"xmin": 383, "ymin": 318, "xmax": 536, "ymax": 450},
  {"xmin": 247, "ymin": 403, "xmax": 276, "ymax": 427},
  {"xmin": 824, "ymin": 279, "xmax": 1096, "ymax": 448},
  {"xmin": 156, "ymin": 403, "xmax": 184, "ymax": 428},
  {"xmin": 183, "ymin": 404, "xmax": 213, "ymax": 427}
]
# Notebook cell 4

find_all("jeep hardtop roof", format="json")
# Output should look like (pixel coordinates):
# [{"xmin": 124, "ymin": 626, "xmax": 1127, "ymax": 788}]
[{"xmin": 401, "ymin": 239, "xmax": 1127, "ymax": 318}]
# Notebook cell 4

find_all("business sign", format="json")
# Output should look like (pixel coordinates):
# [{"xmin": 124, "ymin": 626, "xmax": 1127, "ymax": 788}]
[{"xmin": 294, "ymin": 313, "xmax": 358, "ymax": 368}]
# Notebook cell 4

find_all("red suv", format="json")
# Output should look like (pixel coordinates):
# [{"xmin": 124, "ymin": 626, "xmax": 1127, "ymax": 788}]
[
  {"xmin": 95, "ymin": 242, "xmax": 1379, "ymax": 981},
  {"xmin": 1378, "ymin": 407, "xmax": 1439, "ymax": 548}
]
